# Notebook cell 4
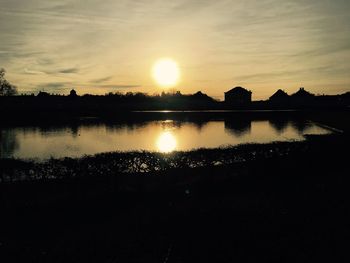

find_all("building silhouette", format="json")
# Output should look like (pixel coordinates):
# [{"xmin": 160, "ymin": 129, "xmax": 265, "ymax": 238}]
[
  {"xmin": 37, "ymin": 91, "xmax": 50, "ymax": 97},
  {"xmin": 69, "ymin": 89, "xmax": 77, "ymax": 97},
  {"xmin": 269, "ymin": 89, "xmax": 289, "ymax": 103},
  {"xmin": 224, "ymin": 86, "xmax": 252, "ymax": 106},
  {"xmin": 291, "ymin": 87, "xmax": 314, "ymax": 101}
]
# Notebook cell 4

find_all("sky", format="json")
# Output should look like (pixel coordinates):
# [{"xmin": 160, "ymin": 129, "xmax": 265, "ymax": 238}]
[{"xmin": 0, "ymin": 0, "xmax": 349, "ymax": 100}]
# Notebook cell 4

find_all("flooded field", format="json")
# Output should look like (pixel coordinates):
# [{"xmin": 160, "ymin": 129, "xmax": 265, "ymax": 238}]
[{"xmin": 0, "ymin": 116, "xmax": 331, "ymax": 159}]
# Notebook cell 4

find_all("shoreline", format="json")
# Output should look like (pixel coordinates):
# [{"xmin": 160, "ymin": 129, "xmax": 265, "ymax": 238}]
[{"xmin": 0, "ymin": 135, "xmax": 323, "ymax": 183}]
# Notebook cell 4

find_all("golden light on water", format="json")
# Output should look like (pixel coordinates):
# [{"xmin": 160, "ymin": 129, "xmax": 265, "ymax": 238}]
[
  {"xmin": 156, "ymin": 131, "xmax": 177, "ymax": 153},
  {"xmin": 152, "ymin": 58, "xmax": 180, "ymax": 87}
]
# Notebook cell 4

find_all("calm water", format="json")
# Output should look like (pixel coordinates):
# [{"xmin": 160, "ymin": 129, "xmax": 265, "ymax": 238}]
[{"xmin": 0, "ymin": 118, "xmax": 331, "ymax": 159}]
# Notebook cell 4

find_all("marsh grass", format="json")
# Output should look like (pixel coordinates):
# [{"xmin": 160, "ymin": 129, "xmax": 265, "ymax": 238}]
[{"xmin": 0, "ymin": 139, "xmax": 311, "ymax": 183}]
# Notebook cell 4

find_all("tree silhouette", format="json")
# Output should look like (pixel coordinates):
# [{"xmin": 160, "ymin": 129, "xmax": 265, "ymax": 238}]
[{"xmin": 0, "ymin": 68, "xmax": 18, "ymax": 96}]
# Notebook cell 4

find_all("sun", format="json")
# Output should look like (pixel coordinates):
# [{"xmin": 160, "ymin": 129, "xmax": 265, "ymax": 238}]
[
  {"xmin": 156, "ymin": 131, "xmax": 177, "ymax": 153},
  {"xmin": 152, "ymin": 58, "xmax": 180, "ymax": 87}
]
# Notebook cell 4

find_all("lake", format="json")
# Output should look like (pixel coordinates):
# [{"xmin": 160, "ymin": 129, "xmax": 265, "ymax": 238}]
[{"xmin": 0, "ymin": 117, "xmax": 331, "ymax": 159}]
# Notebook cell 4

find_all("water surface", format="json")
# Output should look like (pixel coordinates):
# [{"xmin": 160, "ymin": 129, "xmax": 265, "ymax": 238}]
[{"xmin": 0, "ymin": 118, "xmax": 331, "ymax": 159}]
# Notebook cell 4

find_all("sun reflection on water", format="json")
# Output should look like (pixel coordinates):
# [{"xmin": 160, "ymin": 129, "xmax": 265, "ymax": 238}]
[{"xmin": 156, "ymin": 131, "xmax": 177, "ymax": 153}]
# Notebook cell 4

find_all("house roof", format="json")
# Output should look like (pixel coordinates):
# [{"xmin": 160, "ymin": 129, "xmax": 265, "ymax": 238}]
[
  {"xmin": 270, "ymin": 89, "xmax": 289, "ymax": 100},
  {"xmin": 292, "ymin": 87, "xmax": 314, "ymax": 97},
  {"xmin": 225, "ymin": 86, "xmax": 251, "ymax": 94}
]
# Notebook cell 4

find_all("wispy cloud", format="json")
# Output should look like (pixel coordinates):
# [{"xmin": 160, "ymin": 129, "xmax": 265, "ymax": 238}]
[
  {"xmin": 234, "ymin": 66, "xmax": 332, "ymax": 82},
  {"xmin": 37, "ymin": 82, "xmax": 69, "ymax": 89},
  {"xmin": 1, "ymin": 0, "xmax": 349, "ymax": 98},
  {"xmin": 58, "ymin": 67, "xmax": 79, "ymax": 74},
  {"xmin": 23, "ymin": 67, "xmax": 80, "ymax": 75},
  {"xmin": 24, "ymin": 68, "xmax": 45, "ymax": 75},
  {"xmin": 100, "ymin": 84, "xmax": 140, "ymax": 89},
  {"xmin": 91, "ymin": 76, "xmax": 113, "ymax": 83}
]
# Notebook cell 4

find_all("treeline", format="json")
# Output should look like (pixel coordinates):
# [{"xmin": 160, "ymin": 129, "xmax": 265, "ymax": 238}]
[
  {"xmin": 0, "ymin": 89, "xmax": 349, "ymax": 121},
  {"xmin": 0, "ymin": 90, "xmax": 221, "ymax": 121}
]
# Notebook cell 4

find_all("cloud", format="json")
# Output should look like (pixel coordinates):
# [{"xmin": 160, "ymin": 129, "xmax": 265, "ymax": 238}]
[
  {"xmin": 24, "ymin": 68, "xmax": 45, "ymax": 75},
  {"xmin": 58, "ymin": 67, "xmax": 79, "ymax": 74},
  {"xmin": 91, "ymin": 76, "xmax": 113, "ymax": 83},
  {"xmin": 37, "ymin": 82, "xmax": 68, "ymax": 89},
  {"xmin": 289, "ymin": 43, "xmax": 350, "ymax": 59},
  {"xmin": 97, "ymin": 84, "xmax": 141, "ymax": 89},
  {"xmin": 22, "ymin": 66, "xmax": 79, "ymax": 75},
  {"xmin": 1, "ymin": 0, "xmax": 350, "ymax": 98},
  {"xmin": 233, "ymin": 62, "xmax": 350, "ymax": 84}
]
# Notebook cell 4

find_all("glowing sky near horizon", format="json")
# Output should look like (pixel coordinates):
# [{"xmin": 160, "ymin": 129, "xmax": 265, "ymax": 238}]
[{"xmin": 0, "ymin": 0, "xmax": 349, "ymax": 100}]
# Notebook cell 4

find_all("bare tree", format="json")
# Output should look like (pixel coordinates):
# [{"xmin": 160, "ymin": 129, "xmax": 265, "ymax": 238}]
[{"xmin": 0, "ymin": 68, "xmax": 18, "ymax": 96}]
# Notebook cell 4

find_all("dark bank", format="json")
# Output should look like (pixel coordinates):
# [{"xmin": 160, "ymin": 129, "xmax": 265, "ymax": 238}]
[{"xmin": 0, "ymin": 110, "xmax": 349, "ymax": 263}]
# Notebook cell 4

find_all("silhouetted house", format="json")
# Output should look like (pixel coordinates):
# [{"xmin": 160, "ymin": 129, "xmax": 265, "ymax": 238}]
[
  {"xmin": 291, "ymin": 87, "xmax": 314, "ymax": 99},
  {"xmin": 192, "ymin": 91, "xmax": 213, "ymax": 101},
  {"xmin": 69, "ymin": 89, "xmax": 77, "ymax": 97},
  {"xmin": 225, "ymin": 87, "xmax": 252, "ymax": 106},
  {"xmin": 269, "ymin": 89, "xmax": 289, "ymax": 102},
  {"xmin": 37, "ymin": 91, "xmax": 50, "ymax": 97},
  {"xmin": 291, "ymin": 87, "xmax": 315, "ymax": 104},
  {"xmin": 290, "ymin": 88, "xmax": 315, "ymax": 107},
  {"xmin": 190, "ymin": 91, "xmax": 216, "ymax": 104}
]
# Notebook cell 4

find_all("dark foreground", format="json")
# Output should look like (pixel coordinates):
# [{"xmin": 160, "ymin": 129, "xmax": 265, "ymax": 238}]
[{"xmin": 0, "ymin": 132, "xmax": 349, "ymax": 263}]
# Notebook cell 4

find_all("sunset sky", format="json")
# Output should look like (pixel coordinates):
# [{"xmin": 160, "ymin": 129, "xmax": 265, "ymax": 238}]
[{"xmin": 1, "ymin": 0, "xmax": 349, "ymax": 100}]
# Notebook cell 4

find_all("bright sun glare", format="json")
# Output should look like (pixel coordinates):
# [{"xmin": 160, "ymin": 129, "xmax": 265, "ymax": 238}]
[
  {"xmin": 156, "ymin": 131, "xmax": 177, "ymax": 153},
  {"xmin": 152, "ymin": 58, "xmax": 180, "ymax": 87}
]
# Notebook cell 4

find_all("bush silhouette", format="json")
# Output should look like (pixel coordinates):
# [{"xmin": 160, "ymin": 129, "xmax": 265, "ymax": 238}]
[{"xmin": 0, "ymin": 68, "xmax": 18, "ymax": 96}]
